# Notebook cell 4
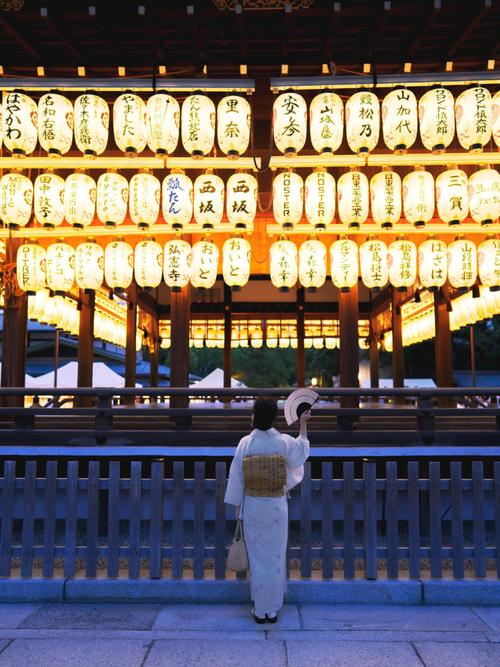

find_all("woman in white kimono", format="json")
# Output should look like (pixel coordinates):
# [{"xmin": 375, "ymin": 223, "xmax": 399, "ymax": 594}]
[{"xmin": 225, "ymin": 397, "xmax": 310, "ymax": 623}]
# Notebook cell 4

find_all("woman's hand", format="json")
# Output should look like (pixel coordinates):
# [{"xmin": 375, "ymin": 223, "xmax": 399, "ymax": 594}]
[{"xmin": 299, "ymin": 409, "xmax": 311, "ymax": 437}]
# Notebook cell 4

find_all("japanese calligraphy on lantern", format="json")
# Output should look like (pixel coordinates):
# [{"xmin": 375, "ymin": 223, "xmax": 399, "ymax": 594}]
[
  {"xmin": 134, "ymin": 238, "xmax": 163, "ymax": 288},
  {"xmin": 113, "ymin": 93, "xmax": 147, "ymax": 155},
  {"xmin": 104, "ymin": 239, "xmax": 134, "ymax": 289},
  {"xmin": 34, "ymin": 172, "xmax": 65, "ymax": 228},
  {"xmin": 64, "ymin": 172, "xmax": 96, "ymax": 229},
  {"xmin": 388, "ymin": 239, "xmax": 417, "ymax": 289},
  {"xmin": 418, "ymin": 87, "xmax": 455, "ymax": 152},
  {"xmin": 298, "ymin": 239, "xmax": 326, "ymax": 290},
  {"xmin": 305, "ymin": 170, "xmax": 335, "ymax": 229},
  {"xmin": 269, "ymin": 239, "xmax": 298, "ymax": 291},
  {"xmin": 217, "ymin": 95, "xmax": 251, "ymax": 157},
  {"xmin": 330, "ymin": 238, "xmax": 358, "ymax": 290},
  {"xmin": 273, "ymin": 171, "xmax": 303, "ymax": 228},
  {"xmin": 162, "ymin": 172, "xmax": 193, "ymax": 229},
  {"xmin": 74, "ymin": 93, "xmax": 109, "ymax": 157},
  {"xmin": 273, "ymin": 92, "xmax": 307, "ymax": 155},
  {"xmin": 448, "ymin": 238, "xmax": 477, "ymax": 289},
  {"xmin": 455, "ymin": 86, "xmax": 492, "ymax": 151},
  {"xmin": 46, "ymin": 241, "xmax": 75, "ymax": 293},
  {"xmin": 436, "ymin": 168, "xmax": 469, "ymax": 225},
  {"xmin": 190, "ymin": 240, "xmax": 219, "ymax": 289},
  {"xmin": 345, "ymin": 91, "xmax": 380, "ymax": 154},
  {"xmin": 96, "ymin": 171, "xmax": 128, "ymax": 227},
  {"xmin": 38, "ymin": 93, "xmax": 73, "ymax": 156},
  {"xmin": 194, "ymin": 173, "xmax": 224, "ymax": 229},
  {"xmin": 309, "ymin": 92, "xmax": 343, "ymax": 154},
  {"xmin": 337, "ymin": 170, "xmax": 369, "ymax": 228},
  {"xmin": 403, "ymin": 169, "xmax": 435, "ymax": 227},
  {"xmin": 226, "ymin": 172, "xmax": 257, "ymax": 229},
  {"xmin": 2, "ymin": 92, "xmax": 38, "ymax": 156},
  {"xmin": 360, "ymin": 239, "xmax": 388, "ymax": 289},
  {"xmin": 478, "ymin": 237, "xmax": 500, "ymax": 288},
  {"xmin": 418, "ymin": 238, "xmax": 447, "ymax": 289},
  {"xmin": 75, "ymin": 241, "xmax": 104, "ymax": 291},
  {"xmin": 0, "ymin": 172, "xmax": 33, "ymax": 228},
  {"xmin": 468, "ymin": 168, "xmax": 500, "ymax": 226},
  {"xmin": 129, "ymin": 171, "xmax": 160, "ymax": 228},
  {"xmin": 382, "ymin": 88, "xmax": 418, "ymax": 153},
  {"xmin": 222, "ymin": 237, "xmax": 251, "ymax": 288},
  {"xmin": 493, "ymin": 91, "xmax": 500, "ymax": 148},
  {"xmin": 164, "ymin": 239, "xmax": 192, "ymax": 291},
  {"xmin": 16, "ymin": 243, "xmax": 46, "ymax": 293},
  {"xmin": 370, "ymin": 170, "xmax": 401, "ymax": 228},
  {"xmin": 146, "ymin": 93, "xmax": 180, "ymax": 156},
  {"xmin": 181, "ymin": 94, "xmax": 215, "ymax": 157}
]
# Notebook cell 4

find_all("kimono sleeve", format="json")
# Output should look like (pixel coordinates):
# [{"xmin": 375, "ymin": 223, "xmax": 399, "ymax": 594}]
[
  {"xmin": 224, "ymin": 436, "xmax": 247, "ymax": 506},
  {"xmin": 282, "ymin": 433, "xmax": 310, "ymax": 469}
]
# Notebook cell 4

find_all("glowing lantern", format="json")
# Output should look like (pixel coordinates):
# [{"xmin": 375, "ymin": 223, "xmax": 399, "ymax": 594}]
[
  {"xmin": 478, "ymin": 237, "xmax": 500, "ymax": 288},
  {"xmin": 226, "ymin": 172, "xmax": 257, "ymax": 230},
  {"xmin": 164, "ymin": 239, "xmax": 192, "ymax": 291},
  {"xmin": 222, "ymin": 237, "xmax": 251, "ymax": 289},
  {"xmin": 269, "ymin": 239, "xmax": 298, "ymax": 291},
  {"xmin": 0, "ymin": 172, "xmax": 33, "ymax": 228},
  {"xmin": 75, "ymin": 240, "xmax": 104, "ymax": 291},
  {"xmin": 104, "ymin": 239, "xmax": 134, "ymax": 289},
  {"xmin": 330, "ymin": 238, "xmax": 359, "ymax": 291},
  {"xmin": 113, "ymin": 93, "xmax": 147, "ymax": 155},
  {"xmin": 418, "ymin": 237, "xmax": 447, "ymax": 289},
  {"xmin": 190, "ymin": 239, "xmax": 219, "ymax": 289},
  {"xmin": 134, "ymin": 238, "xmax": 163, "ymax": 288},
  {"xmin": 382, "ymin": 88, "xmax": 418, "ymax": 152},
  {"xmin": 217, "ymin": 95, "xmax": 251, "ymax": 157},
  {"xmin": 455, "ymin": 86, "xmax": 492, "ymax": 151},
  {"xmin": 74, "ymin": 93, "xmax": 109, "ymax": 157},
  {"xmin": 448, "ymin": 237, "xmax": 477, "ymax": 289},
  {"xmin": 304, "ymin": 170, "xmax": 335, "ymax": 229},
  {"xmin": 402, "ymin": 169, "xmax": 435, "ymax": 227},
  {"xmin": 273, "ymin": 92, "xmax": 307, "ymax": 155},
  {"xmin": 345, "ymin": 91, "xmax": 380, "ymax": 154},
  {"xmin": 493, "ymin": 91, "xmax": 500, "ymax": 148},
  {"xmin": 360, "ymin": 239, "xmax": 388, "ymax": 290},
  {"xmin": 146, "ymin": 93, "xmax": 180, "ymax": 156},
  {"xmin": 16, "ymin": 242, "xmax": 46, "ymax": 294},
  {"xmin": 309, "ymin": 92, "xmax": 343, "ymax": 154},
  {"xmin": 370, "ymin": 170, "xmax": 402, "ymax": 229},
  {"xmin": 46, "ymin": 241, "xmax": 75, "ymax": 293},
  {"xmin": 418, "ymin": 87, "xmax": 455, "ymax": 152},
  {"xmin": 34, "ymin": 172, "xmax": 65, "ymax": 228},
  {"xmin": 337, "ymin": 170, "xmax": 369, "ymax": 228},
  {"xmin": 388, "ymin": 239, "xmax": 417, "ymax": 290},
  {"xmin": 273, "ymin": 171, "xmax": 303, "ymax": 229},
  {"xmin": 181, "ymin": 94, "xmax": 215, "ymax": 157},
  {"xmin": 194, "ymin": 172, "xmax": 224, "ymax": 229},
  {"xmin": 298, "ymin": 239, "xmax": 327, "ymax": 290},
  {"xmin": 38, "ymin": 93, "xmax": 73, "ymax": 156},
  {"xmin": 96, "ymin": 171, "xmax": 128, "ymax": 227},
  {"xmin": 2, "ymin": 92, "xmax": 37, "ymax": 156},
  {"xmin": 64, "ymin": 172, "xmax": 96, "ymax": 228},
  {"xmin": 129, "ymin": 171, "xmax": 160, "ymax": 229},
  {"xmin": 162, "ymin": 171, "xmax": 193, "ymax": 229},
  {"xmin": 436, "ymin": 168, "xmax": 469, "ymax": 225},
  {"xmin": 468, "ymin": 168, "xmax": 500, "ymax": 226}
]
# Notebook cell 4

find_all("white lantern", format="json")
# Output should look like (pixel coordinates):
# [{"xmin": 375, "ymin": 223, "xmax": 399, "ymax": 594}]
[
  {"xmin": 370, "ymin": 170, "xmax": 402, "ymax": 229},
  {"xmin": 134, "ymin": 238, "xmax": 163, "ymax": 288},
  {"xmin": 360, "ymin": 239, "xmax": 388, "ymax": 290},
  {"xmin": 96, "ymin": 171, "xmax": 128, "ymax": 227},
  {"xmin": 478, "ymin": 237, "xmax": 500, "ymax": 288},
  {"xmin": 388, "ymin": 239, "xmax": 417, "ymax": 290},
  {"xmin": 64, "ymin": 172, "xmax": 96, "ymax": 228},
  {"xmin": 345, "ymin": 91, "xmax": 380, "ymax": 154},
  {"xmin": 74, "ymin": 93, "xmax": 109, "ymax": 157},
  {"xmin": 448, "ymin": 238, "xmax": 477, "ymax": 289},
  {"xmin": 34, "ymin": 172, "xmax": 65, "ymax": 228},
  {"xmin": 217, "ymin": 95, "xmax": 251, "ymax": 157},
  {"xmin": 309, "ymin": 92, "xmax": 343, "ymax": 154},
  {"xmin": 181, "ymin": 94, "xmax": 215, "ymax": 157},
  {"xmin": 46, "ymin": 241, "xmax": 75, "ymax": 293},
  {"xmin": 162, "ymin": 171, "xmax": 193, "ymax": 230},
  {"xmin": 75, "ymin": 240, "xmax": 104, "ymax": 291},
  {"xmin": 455, "ymin": 86, "xmax": 492, "ymax": 151},
  {"xmin": 38, "ymin": 93, "xmax": 73, "ymax": 156},
  {"xmin": 2, "ymin": 92, "xmax": 37, "ymax": 156},
  {"xmin": 194, "ymin": 172, "xmax": 224, "ymax": 229},
  {"xmin": 269, "ymin": 239, "xmax": 298, "ymax": 291},
  {"xmin": 164, "ymin": 239, "xmax": 192, "ymax": 291},
  {"xmin": 337, "ymin": 170, "xmax": 369, "ymax": 228},
  {"xmin": 222, "ymin": 237, "xmax": 251, "ymax": 289},
  {"xmin": 382, "ymin": 88, "xmax": 418, "ymax": 153},
  {"xmin": 190, "ymin": 239, "xmax": 219, "ymax": 289},
  {"xmin": 418, "ymin": 237, "xmax": 447, "ymax": 290},
  {"xmin": 273, "ymin": 171, "xmax": 303, "ymax": 228},
  {"xmin": 299, "ymin": 239, "xmax": 327, "ymax": 290},
  {"xmin": 273, "ymin": 92, "xmax": 307, "ymax": 156},
  {"xmin": 493, "ymin": 91, "xmax": 500, "ymax": 148},
  {"xmin": 16, "ymin": 243, "xmax": 46, "ymax": 294},
  {"xmin": 113, "ymin": 92, "xmax": 147, "ymax": 155},
  {"xmin": 0, "ymin": 172, "xmax": 33, "ymax": 228},
  {"xmin": 330, "ymin": 238, "xmax": 359, "ymax": 291},
  {"xmin": 146, "ymin": 93, "xmax": 180, "ymax": 156},
  {"xmin": 402, "ymin": 169, "xmax": 435, "ymax": 227},
  {"xmin": 418, "ymin": 87, "xmax": 455, "ymax": 152},
  {"xmin": 105, "ymin": 239, "xmax": 134, "ymax": 289},
  {"xmin": 436, "ymin": 168, "xmax": 469, "ymax": 226},
  {"xmin": 468, "ymin": 168, "xmax": 500, "ymax": 226},
  {"xmin": 304, "ymin": 170, "xmax": 335, "ymax": 229},
  {"xmin": 129, "ymin": 171, "xmax": 160, "ymax": 229},
  {"xmin": 226, "ymin": 172, "xmax": 257, "ymax": 229}
]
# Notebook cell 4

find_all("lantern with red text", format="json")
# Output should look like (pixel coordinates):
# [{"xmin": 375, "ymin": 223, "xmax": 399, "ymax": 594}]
[
  {"xmin": 162, "ymin": 171, "xmax": 193, "ymax": 230},
  {"xmin": 418, "ymin": 87, "xmax": 455, "ymax": 152},
  {"xmin": 273, "ymin": 92, "xmax": 307, "ymax": 156},
  {"xmin": 190, "ymin": 239, "xmax": 219, "ymax": 289},
  {"xmin": 448, "ymin": 238, "xmax": 477, "ymax": 289},
  {"xmin": 299, "ymin": 239, "xmax": 327, "ymax": 290},
  {"xmin": 0, "ymin": 172, "xmax": 33, "ymax": 229},
  {"xmin": 388, "ymin": 239, "xmax": 417, "ymax": 290},
  {"xmin": 46, "ymin": 241, "xmax": 75, "ymax": 294},
  {"xmin": 96, "ymin": 171, "xmax": 128, "ymax": 227},
  {"xmin": 468, "ymin": 168, "xmax": 500, "ymax": 226},
  {"xmin": 382, "ymin": 88, "xmax": 418, "ymax": 153},
  {"xmin": 226, "ymin": 172, "xmax": 257, "ymax": 230},
  {"xmin": 305, "ymin": 170, "xmax": 335, "ymax": 229},
  {"xmin": 273, "ymin": 171, "xmax": 303, "ymax": 229},
  {"xmin": 129, "ymin": 171, "xmax": 160, "ymax": 229},
  {"xmin": 360, "ymin": 239, "xmax": 388, "ymax": 290},
  {"xmin": 418, "ymin": 237, "xmax": 447, "ymax": 290},
  {"xmin": 2, "ymin": 92, "xmax": 37, "ymax": 156},
  {"xmin": 337, "ymin": 170, "xmax": 369, "ymax": 228},
  {"xmin": 309, "ymin": 92, "xmax": 343, "ymax": 154},
  {"xmin": 270, "ymin": 239, "xmax": 298, "ymax": 292},
  {"xmin": 64, "ymin": 172, "xmax": 96, "ymax": 229},
  {"xmin": 16, "ymin": 242, "xmax": 46, "ymax": 294},
  {"xmin": 104, "ymin": 239, "xmax": 133, "ymax": 290},
  {"xmin": 75, "ymin": 240, "xmax": 104, "ymax": 291},
  {"xmin": 164, "ymin": 239, "xmax": 192, "ymax": 291},
  {"xmin": 146, "ymin": 93, "xmax": 180, "ymax": 156},
  {"xmin": 370, "ymin": 170, "xmax": 402, "ymax": 229},
  {"xmin": 74, "ymin": 93, "xmax": 109, "ymax": 157},
  {"xmin": 345, "ymin": 91, "xmax": 380, "ymax": 154},
  {"xmin": 330, "ymin": 238, "xmax": 358, "ymax": 291},
  {"xmin": 222, "ymin": 237, "xmax": 251, "ymax": 289},
  {"xmin": 455, "ymin": 86, "xmax": 492, "ymax": 151},
  {"xmin": 217, "ymin": 95, "xmax": 251, "ymax": 158},
  {"xmin": 181, "ymin": 94, "xmax": 215, "ymax": 157},
  {"xmin": 402, "ymin": 169, "xmax": 435, "ymax": 227},
  {"xmin": 436, "ymin": 168, "xmax": 469, "ymax": 225},
  {"xmin": 113, "ymin": 93, "xmax": 147, "ymax": 155},
  {"xmin": 134, "ymin": 238, "xmax": 163, "ymax": 288}
]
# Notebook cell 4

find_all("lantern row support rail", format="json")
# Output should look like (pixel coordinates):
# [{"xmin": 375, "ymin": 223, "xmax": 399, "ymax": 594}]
[
  {"xmin": 0, "ymin": 77, "xmax": 256, "ymax": 93},
  {"xmin": 266, "ymin": 223, "xmax": 500, "ymax": 236},
  {"xmin": 0, "ymin": 156, "xmax": 262, "ymax": 171}
]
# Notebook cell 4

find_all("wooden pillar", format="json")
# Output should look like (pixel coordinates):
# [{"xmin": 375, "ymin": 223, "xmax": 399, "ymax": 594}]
[
  {"xmin": 170, "ymin": 284, "xmax": 190, "ymax": 410},
  {"xmin": 434, "ymin": 287, "xmax": 453, "ymax": 388},
  {"xmin": 369, "ymin": 319, "xmax": 380, "ymax": 389},
  {"xmin": 76, "ymin": 289, "xmax": 95, "ymax": 407},
  {"xmin": 125, "ymin": 282, "xmax": 138, "ymax": 405},
  {"xmin": 339, "ymin": 282, "xmax": 359, "ymax": 407},
  {"xmin": 223, "ymin": 285, "xmax": 232, "ymax": 400},
  {"xmin": 296, "ymin": 287, "xmax": 305, "ymax": 387},
  {"xmin": 149, "ymin": 313, "xmax": 160, "ymax": 390},
  {"xmin": 391, "ymin": 288, "xmax": 405, "ymax": 394}
]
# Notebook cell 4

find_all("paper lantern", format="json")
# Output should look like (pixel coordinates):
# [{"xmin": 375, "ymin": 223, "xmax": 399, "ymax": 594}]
[
  {"xmin": 468, "ymin": 168, "xmax": 500, "ymax": 226},
  {"xmin": 38, "ymin": 93, "xmax": 73, "ymax": 156},
  {"xmin": 418, "ymin": 237, "xmax": 447, "ymax": 289},
  {"xmin": 388, "ymin": 239, "xmax": 417, "ymax": 290},
  {"xmin": 382, "ymin": 88, "xmax": 418, "ymax": 152},
  {"xmin": 46, "ymin": 241, "xmax": 75, "ymax": 293},
  {"xmin": 418, "ymin": 87, "xmax": 455, "ymax": 152},
  {"xmin": 269, "ymin": 239, "xmax": 298, "ymax": 291},
  {"xmin": 493, "ymin": 91, "xmax": 500, "ymax": 148},
  {"xmin": 222, "ymin": 237, "xmax": 251, "ymax": 289},
  {"xmin": 455, "ymin": 86, "xmax": 492, "ymax": 151},
  {"xmin": 337, "ymin": 170, "xmax": 369, "ymax": 228},
  {"xmin": 190, "ymin": 239, "xmax": 219, "ymax": 289},
  {"xmin": 370, "ymin": 170, "xmax": 402, "ymax": 229},
  {"xmin": 304, "ymin": 170, "xmax": 335, "ymax": 229},
  {"xmin": 34, "ymin": 172, "xmax": 65, "ymax": 228},
  {"xmin": 0, "ymin": 172, "xmax": 33, "ymax": 228},
  {"xmin": 164, "ymin": 239, "xmax": 192, "ymax": 291},
  {"xmin": 162, "ymin": 171, "xmax": 193, "ymax": 230},
  {"xmin": 448, "ymin": 238, "xmax": 477, "ymax": 289},
  {"xmin": 2, "ymin": 92, "xmax": 37, "ymax": 156},
  {"xmin": 134, "ymin": 238, "xmax": 163, "ymax": 288},
  {"xmin": 74, "ymin": 93, "xmax": 109, "ymax": 157},
  {"xmin": 16, "ymin": 243, "xmax": 46, "ymax": 294},
  {"xmin": 330, "ymin": 238, "xmax": 359, "ymax": 291},
  {"xmin": 360, "ymin": 239, "xmax": 388, "ymax": 290},
  {"xmin": 298, "ymin": 239, "xmax": 327, "ymax": 290},
  {"xmin": 226, "ymin": 172, "xmax": 257, "ymax": 229},
  {"xmin": 478, "ymin": 237, "xmax": 500, "ymax": 288},
  {"xmin": 345, "ymin": 91, "xmax": 380, "ymax": 154},
  {"xmin": 64, "ymin": 172, "xmax": 96, "ymax": 228},
  {"xmin": 129, "ymin": 171, "xmax": 160, "ymax": 228},
  {"xmin": 113, "ymin": 92, "xmax": 147, "ymax": 155},
  {"xmin": 105, "ymin": 239, "xmax": 134, "ymax": 289},
  {"xmin": 217, "ymin": 95, "xmax": 251, "ymax": 158},
  {"xmin": 273, "ymin": 92, "xmax": 307, "ymax": 155},
  {"xmin": 309, "ymin": 92, "xmax": 343, "ymax": 154},
  {"xmin": 273, "ymin": 171, "xmax": 303, "ymax": 228},
  {"xmin": 402, "ymin": 169, "xmax": 435, "ymax": 227},
  {"xmin": 96, "ymin": 171, "xmax": 128, "ymax": 227},
  {"xmin": 436, "ymin": 168, "xmax": 469, "ymax": 225},
  {"xmin": 181, "ymin": 94, "xmax": 215, "ymax": 157},
  {"xmin": 146, "ymin": 93, "xmax": 180, "ymax": 156},
  {"xmin": 75, "ymin": 240, "xmax": 104, "ymax": 291},
  {"xmin": 194, "ymin": 172, "xmax": 224, "ymax": 229}
]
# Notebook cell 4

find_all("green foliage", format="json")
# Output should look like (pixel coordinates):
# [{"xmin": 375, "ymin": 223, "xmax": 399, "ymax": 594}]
[{"xmin": 232, "ymin": 347, "xmax": 296, "ymax": 386}]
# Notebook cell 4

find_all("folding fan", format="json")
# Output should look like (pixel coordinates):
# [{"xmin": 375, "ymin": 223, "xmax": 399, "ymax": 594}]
[{"xmin": 284, "ymin": 388, "xmax": 319, "ymax": 426}]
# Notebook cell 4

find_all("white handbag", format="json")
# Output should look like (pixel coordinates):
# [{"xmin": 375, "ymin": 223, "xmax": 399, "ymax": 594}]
[{"xmin": 227, "ymin": 518, "xmax": 249, "ymax": 572}]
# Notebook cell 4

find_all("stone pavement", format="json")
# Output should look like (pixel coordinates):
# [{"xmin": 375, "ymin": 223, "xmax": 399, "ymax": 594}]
[{"xmin": 1, "ymin": 602, "xmax": 500, "ymax": 665}]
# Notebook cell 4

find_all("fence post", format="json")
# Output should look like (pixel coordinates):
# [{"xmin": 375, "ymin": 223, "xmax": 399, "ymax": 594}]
[
  {"xmin": 429, "ymin": 461, "xmax": 442, "ymax": 579},
  {"xmin": 472, "ymin": 461, "xmax": 486, "ymax": 579},
  {"xmin": 321, "ymin": 462, "xmax": 333, "ymax": 579},
  {"xmin": 86, "ymin": 460, "xmax": 100, "ymax": 578},
  {"xmin": 64, "ymin": 461, "xmax": 79, "ymax": 579},
  {"xmin": 450, "ymin": 462, "xmax": 464, "ymax": 580},
  {"xmin": 215, "ymin": 462, "xmax": 227, "ymax": 580},
  {"xmin": 385, "ymin": 461, "xmax": 399, "ymax": 579},
  {"xmin": 107, "ymin": 461, "xmax": 121, "ymax": 578},
  {"xmin": 42, "ymin": 461, "xmax": 57, "ymax": 578},
  {"xmin": 149, "ymin": 460, "xmax": 164, "ymax": 580},
  {"xmin": 407, "ymin": 461, "xmax": 420, "ymax": 579},
  {"xmin": 129, "ymin": 461, "xmax": 142, "ymax": 579},
  {"xmin": 343, "ymin": 461, "xmax": 355, "ymax": 579},
  {"xmin": 0, "ymin": 461, "xmax": 15, "ymax": 578},
  {"xmin": 20, "ymin": 460, "xmax": 36, "ymax": 578},
  {"xmin": 363, "ymin": 460, "xmax": 377, "ymax": 580},
  {"xmin": 193, "ymin": 462, "xmax": 206, "ymax": 580},
  {"xmin": 172, "ymin": 462, "xmax": 184, "ymax": 579},
  {"xmin": 300, "ymin": 462, "xmax": 312, "ymax": 579}
]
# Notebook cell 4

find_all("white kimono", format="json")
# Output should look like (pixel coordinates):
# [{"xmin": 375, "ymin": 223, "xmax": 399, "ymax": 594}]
[{"xmin": 224, "ymin": 427, "xmax": 310, "ymax": 616}]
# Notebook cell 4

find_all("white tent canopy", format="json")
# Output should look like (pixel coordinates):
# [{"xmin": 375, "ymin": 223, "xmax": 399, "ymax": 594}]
[
  {"xmin": 0, "ymin": 362, "xmax": 37, "ymax": 388},
  {"xmin": 360, "ymin": 377, "xmax": 436, "ymax": 389},
  {"xmin": 29, "ymin": 361, "xmax": 141, "ymax": 388},
  {"xmin": 192, "ymin": 368, "xmax": 246, "ymax": 389}
]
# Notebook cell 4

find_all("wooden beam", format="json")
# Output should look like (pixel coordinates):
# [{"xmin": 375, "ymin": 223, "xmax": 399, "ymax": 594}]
[
  {"xmin": 405, "ymin": 1, "xmax": 441, "ymax": 59},
  {"xmin": 149, "ymin": 313, "xmax": 160, "ymax": 393},
  {"xmin": 170, "ymin": 284, "xmax": 191, "ymax": 410},
  {"xmin": 434, "ymin": 287, "xmax": 453, "ymax": 388},
  {"xmin": 446, "ymin": 2, "xmax": 491, "ymax": 58},
  {"xmin": 234, "ymin": 2, "xmax": 248, "ymax": 62},
  {"xmin": 339, "ymin": 282, "xmax": 359, "ymax": 408},
  {"xmin": 0, "ymin": 15, "xmax": 42, "ymax": 63},
  {"xmin": 125, "ymin": 282, "xmax": 138, "ymax": 404},
  {"xmin": 296, "ymin": 288, "xmax": 305, "ymax": 387},
  {"xmin": 391, "ymin": 288, "xmax": 405, "ymax": 394},
  {"xmin": 42, "ymin": 10, "xmax": 84, "ymax": 64},
  {"xmin": 223, "ymin": 285, "xmax": 232, "ymax": 398},
  {"xmin": 369, "ymin": 316, "xmax": 380, "ymax": 389},
  {"xmin": 76, "ymin": 289, "xmax": 95, "ymax": 408}
]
